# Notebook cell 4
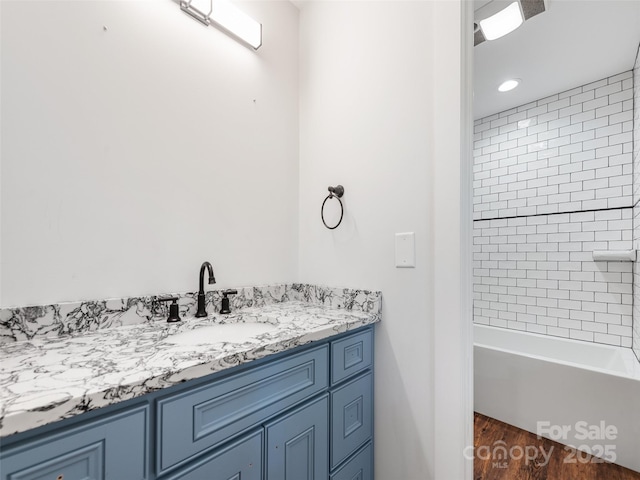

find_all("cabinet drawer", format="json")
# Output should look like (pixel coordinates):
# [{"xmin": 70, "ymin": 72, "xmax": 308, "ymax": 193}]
[
  {"xmin": 0, "ymin": 405, "xmax": 149, "ymax": 480},
  {"xmin": 157, "ymin": 345, "xmax": 328, "ymax": 474},
  {"xmin": 265, "ymin": 394, "xmax": 329, "ymax": 480},
  {"xmin": 330, "ymin": 442, "xmax": 373, "ymax": 480},
  {"xmin": 331, "ymin": 329, "xmax": 373, "ymax": 385},
  {"xmin": 163, "ymin": 430, "xmax": 263, "ymax": 480},
  {"xmin": 331, "ymin": 372, "xmax": 373, "ymax": 469}
]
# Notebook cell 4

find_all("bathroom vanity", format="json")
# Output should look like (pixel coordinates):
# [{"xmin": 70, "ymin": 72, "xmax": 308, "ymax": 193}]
[{"xmin": 0, "ymin": 284, "xmax": 380, "ymax": 480}]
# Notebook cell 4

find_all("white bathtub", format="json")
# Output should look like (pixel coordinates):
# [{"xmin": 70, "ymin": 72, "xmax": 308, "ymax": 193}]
[{"xmin": 474, "ymin": 324, "xmax": 640, "ymax": 472}]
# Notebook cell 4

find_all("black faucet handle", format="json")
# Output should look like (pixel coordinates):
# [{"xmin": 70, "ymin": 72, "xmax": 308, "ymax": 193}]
[
  {"xmin": 157, "ymin": 296, "xmax": 179, "ymax": 303},
  {"xmin": 220, "ymin": 289, "xmax": 238, "ymax": 314},
  {"xmin": 157, "ymin": 296, "xmax": 181, "ymax": 323}
]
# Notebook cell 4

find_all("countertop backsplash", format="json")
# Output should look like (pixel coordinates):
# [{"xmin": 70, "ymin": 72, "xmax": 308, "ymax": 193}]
[{"xmin": 0, "ymin": 284, "xmax": 382, "ymax": 344}]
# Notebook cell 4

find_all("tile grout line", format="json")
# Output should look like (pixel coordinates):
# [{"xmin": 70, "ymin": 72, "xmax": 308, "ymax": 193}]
[{"xmin": 474, "ymin": 205, "xmax": 634, "ymax": 223}]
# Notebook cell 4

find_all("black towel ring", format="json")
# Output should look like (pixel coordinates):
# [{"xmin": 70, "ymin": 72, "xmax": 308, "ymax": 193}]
[{"xmin": 321, "ymin": 185, "xmax": 345, "ymax": 230}]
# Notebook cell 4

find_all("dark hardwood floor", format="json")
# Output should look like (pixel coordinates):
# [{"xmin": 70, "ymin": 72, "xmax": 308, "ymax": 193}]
[{"xmin": 474, "ymin": 413, "xmax": 640, "ymax": 480}]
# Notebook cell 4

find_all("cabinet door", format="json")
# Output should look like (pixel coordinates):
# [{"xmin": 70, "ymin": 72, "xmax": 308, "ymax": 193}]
[
  {"xmin": 331, "ymin": 330, "xmax": 373, "ymax": 386},
  {"xmin": 331, "ymin": 373, "xmax": 373, "ymax": 469},
  {"xmin": 0, "ymin": 405, "xmax": 148, "ymax": 480},
  {"xmin": 164, "ymin": 430, "xmax": 263, "ymax": 480},
  {"xmin": 265, "ymin": 395, "xmax": 328, "ymax": 480},
  {"xmin": 330, "ymin": 442, "xmax": 372, "ymax": 480}
]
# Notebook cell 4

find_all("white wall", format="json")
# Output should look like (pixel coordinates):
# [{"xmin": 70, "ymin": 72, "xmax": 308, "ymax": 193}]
[
  {"xmin": 299, "ymin": 1, "xmax": 471, "ymax": 478},
  {"xmin": 0, "ymin": 0, "xmax": 299, "ymax": 306}
]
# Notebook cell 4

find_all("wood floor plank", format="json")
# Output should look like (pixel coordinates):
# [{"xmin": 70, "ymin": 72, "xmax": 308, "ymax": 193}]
[{"xmin": 474, "ymin": 413, "xmax": 640, "ymax": 480}]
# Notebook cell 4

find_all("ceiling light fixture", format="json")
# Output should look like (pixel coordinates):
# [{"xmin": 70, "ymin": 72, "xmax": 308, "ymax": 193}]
[
  {"xmin": 180, "ymin": 0, "xmax": 262, "ymax": 50},
  {"xmin": 498, "ymin": 79, "xmax": 520, "ymax": 92},
  {"xmin": 479, "ymin": 1, "xmax": 523, "ymax": 41}
]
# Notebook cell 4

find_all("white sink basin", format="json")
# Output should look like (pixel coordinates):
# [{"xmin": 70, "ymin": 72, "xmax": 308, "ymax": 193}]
[{"xmin": 166, "ymin": 322, "xmax": 277, "ymax": 346}]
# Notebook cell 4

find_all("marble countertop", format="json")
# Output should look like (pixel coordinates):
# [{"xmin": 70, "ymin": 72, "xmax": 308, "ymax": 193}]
[{"xmin": 0, "ymin": 300, "xmax": 380, "ymax": 438}]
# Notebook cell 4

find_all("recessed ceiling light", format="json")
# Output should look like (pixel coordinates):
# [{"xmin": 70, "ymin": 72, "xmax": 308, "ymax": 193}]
[
  {"xmin": 498, "ymin": 79, "xmax": 520, "ymax": 92},
  {"xmin": 479, "ymin": 2, "xmax": 523, "ymax": 41}
]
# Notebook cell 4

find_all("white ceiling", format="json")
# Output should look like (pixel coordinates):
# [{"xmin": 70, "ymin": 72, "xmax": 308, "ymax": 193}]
[{"xmin": 474, "ymin": 0, "xmax": 640, "ymax": 120}]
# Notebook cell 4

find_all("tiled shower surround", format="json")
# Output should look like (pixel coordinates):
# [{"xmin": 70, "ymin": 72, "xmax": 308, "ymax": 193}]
[
  {"xmin": 474, "ymin": 71, "xmax": 635, "ymax": 347},
  {"xmin": 474, "ymin": 211, "xmax": 632, "ymax": 344},
  {"xmin": 633, "ymin": 46, "xmax": 640, "ymax": 361},
  {"xmin": 474, "ymin": 71, "xmax": 633, "ymax": 221}
]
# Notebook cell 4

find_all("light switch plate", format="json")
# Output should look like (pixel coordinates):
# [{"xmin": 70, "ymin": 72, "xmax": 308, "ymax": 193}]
[{"xmin": 395, "ymin": 232, "xmax": 415, "ymax": 268}]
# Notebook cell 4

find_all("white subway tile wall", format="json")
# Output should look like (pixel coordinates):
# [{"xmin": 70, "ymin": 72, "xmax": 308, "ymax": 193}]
[
  {"xmin": 473, "ymin": 210, "xmax": 633, "ymax": 346},
  {"xmin": 632, "ymin": 48, "xmax": 640, "ymax": 361},
  {"xmin": 474, "ymin": 71, "xmax": 634, "ymax": 221},
  {"xmin": 474, "ymin": 71, "xmax": 635, "ymax": 347}
]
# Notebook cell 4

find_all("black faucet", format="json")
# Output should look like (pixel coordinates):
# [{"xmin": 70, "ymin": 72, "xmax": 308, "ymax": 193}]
[{"xmin": 195, "ymin": 261, "xmax": 216, "ymax": 317}]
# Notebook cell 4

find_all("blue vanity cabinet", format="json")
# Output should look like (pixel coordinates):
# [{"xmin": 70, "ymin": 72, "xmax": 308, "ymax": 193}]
[
  {"xmin": 0, "ymin": 325, "xmax": 375, "ymax": 480},
  {"xmin": 0, "ymin": 405, "xmax": 149, "ymax": 480}
]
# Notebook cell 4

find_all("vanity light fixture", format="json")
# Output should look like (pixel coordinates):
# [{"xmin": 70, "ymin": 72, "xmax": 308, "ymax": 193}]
[
  {"xmin": 479, "ymin": 1, "xmax": 523, "ymax": 41},
  {"xmin": 498, "ymin": 79, "xmax": 520, "ymax": 92},
  {"xmin": 180, "ymin": 0, "xmax": 262, "ymax": 50}
]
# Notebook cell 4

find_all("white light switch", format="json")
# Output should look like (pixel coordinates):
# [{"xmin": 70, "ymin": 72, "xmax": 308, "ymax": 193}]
[{"xmin": 395, "ymin": 232, "xmax": 415, "ymax": 268}]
